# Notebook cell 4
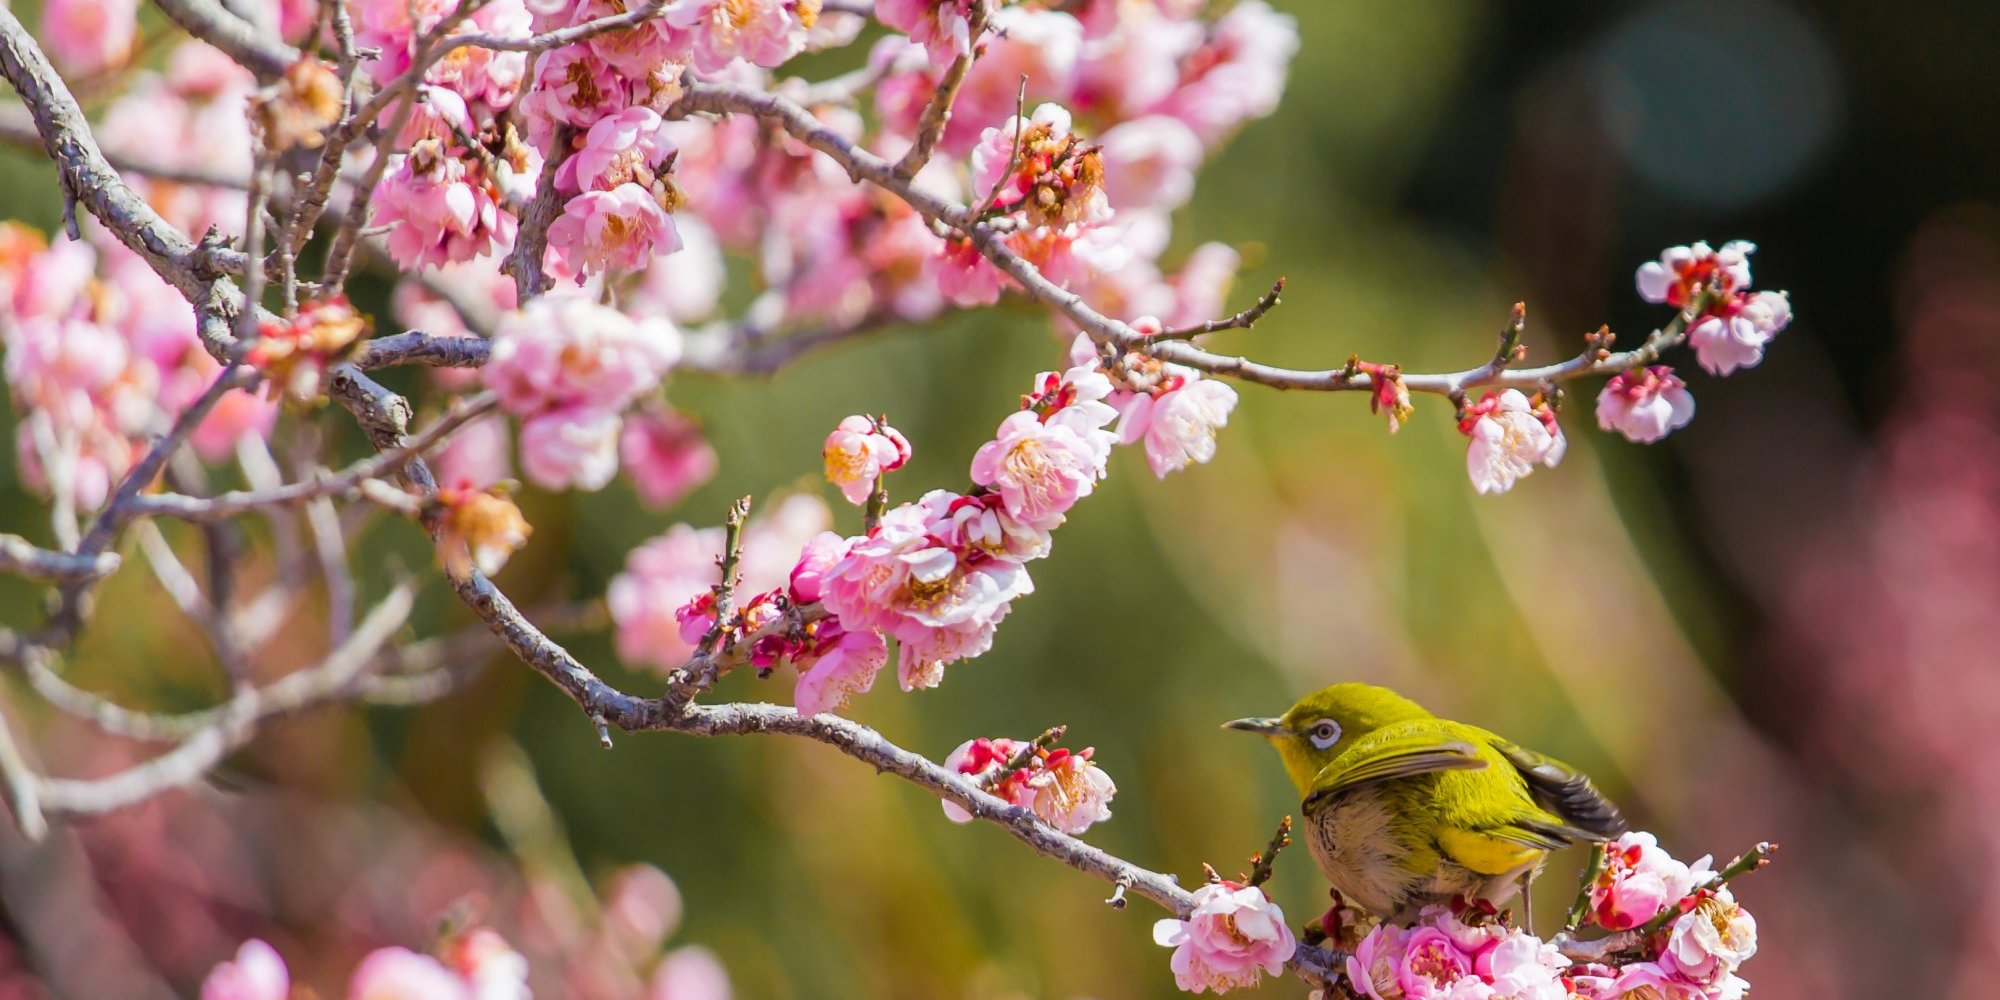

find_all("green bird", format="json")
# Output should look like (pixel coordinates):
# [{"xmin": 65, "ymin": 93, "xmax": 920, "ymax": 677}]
[{"xmin": 1226, "ymin": 683, "xmax": 1626, "ymax": 923}]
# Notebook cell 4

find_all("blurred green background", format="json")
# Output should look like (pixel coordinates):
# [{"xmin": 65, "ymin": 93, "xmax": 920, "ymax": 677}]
[{"xmin": 7, "ymin": 1, "xmax": 2000, "ymax": 998}]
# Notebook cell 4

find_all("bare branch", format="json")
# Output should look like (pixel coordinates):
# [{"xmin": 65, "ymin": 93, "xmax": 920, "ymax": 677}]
[
  {"xmin": 0, "ymin": 535, "xmax": 117, "ymax": 583},
  {"xmin": 150, "ymin": 0, "xmax": 301, "ymax": 82},
  {"xmin": 31, "ymin": 582, "xmax": 413, "ymax": 819}
]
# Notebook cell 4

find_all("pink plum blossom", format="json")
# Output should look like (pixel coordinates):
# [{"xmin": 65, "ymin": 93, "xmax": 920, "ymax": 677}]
[
  {"xmin": 609, "ymin": 497, "xmax": 831, "ymax": 670},
  {"xmin": 1590, "ymin": 832, "xmax": 1706, "ymax": 932},
  {"xmin": 875, "ymin": 0, "xmax": 985, "ymax": 72},
  {"xmin": 1026, "ymin": 746, "xmax": 1115, "ymax": 834},
  {"xmin": 818, "ymin": 491, "xmax": 1033, "ymax": 690},
  {"xmin": 1460, "ymin": 389, "xmax": 1563, "ymax": 495},
  {"xmin": 200, "ymin": 940, "xmax": 289, "ymax": 1000},
  {"xmin": 646, "ymin": 946, "xmax": 733, "ymax": 1000},
  {"xmin": 435, "ymin": 413, "xmax": 514, "ymax": 490},
  {"xmin": 546, "ymin": 184, "xmax": 682, "ymax": 279},
  {"xmin": 1688, "ymin": 290, "xmax": 1790, "ymax": 376},
  {"xmin": 41, "ymin": 0, "xmax": 138, "ymax": 76},
  {"xmin": 940, "ymin": 736, "xmax": 1031, "ymax": 823},
  {"xmin": 1153, "ymin": 1, "xmax": 1298, "ymax": 147},
  {"xmin": 1151, "ymin": 881, "xmax": 1297, "ymax": 994},
  {"xmin": 519, "ymin": 405, "xmax": 623, "ymax": 491},
  {"xmin": 1116, "ymin": 374, "xmax": 1239, "ymax": 478},
  {"xmin": 1073, "ymin": 1, "xmax": 1203, "ymax": 119},
  {"xmin": 517, "ymin": 46, "xmax": 632, "ymax": 141},
  {"xmin": 1347, "ymin": 922, "xmax": 1411, "ymax": 1000},
  {"xmin": 1660, "ymin": 889, "xmax": 1757, "ymax": 987},
  {"xmin": 1596, "ymin": 366, "xmax": 1696, "ymax": 443},
  {"xmin": 609, "ymin": 524, "xmax": 726, "ymax": 670},
  {"xmin": 1097, "ymin": 115, "xmax": 1205, "ymax": 213},
  {"xmin": 347, "ymin": 947, "xmax": 469, "ymax": 1000},
  {"xmin": 1398, "ymin": 926, "xmax": 1474, "ymax": 999},
  {"xmin": 788, "ymin": 531, "xmax": 847, "ymax": 605},
  {"xmin": 483, "ymin": 294, "xmax": 680, "ymax": 415},
  {"xmin": 1635, "ymin": 241, "xmax": 1756, "ymax": 307},
  {"xmin": 373, "ymin": 143, "xmax": 519, "ymax": 270},
  {"xmin": 970, "ymin": 409, "xmax": 1110, "ymax": 530},
  {"xmin": 822, "ymin": 415, "xmax": 911, "ymax": 505},
  {"xmin": 668, "ymin": 0, "xmax": 819, "ymax": 74},
  {"xmin": 621, "ymin": 406, "xmax": 718, "ymax": 510},
  {"xmin": 562, "ymin": 107, "xmax": 674, "ymax": 193},
  {"xmin": 792, "ymin": 624, "xmax": 889, "ymax": 717}
]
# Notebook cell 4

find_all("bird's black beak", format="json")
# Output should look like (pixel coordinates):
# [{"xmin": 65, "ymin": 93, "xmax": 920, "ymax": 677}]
[{"xmin": 1223, "ymin": 716, "xmax": 1285, "ymax": 735}]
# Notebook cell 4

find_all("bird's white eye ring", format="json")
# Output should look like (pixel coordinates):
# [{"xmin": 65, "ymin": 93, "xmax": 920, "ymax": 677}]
[{"xmin": 1309, "ymin": 720, "xmax": 1342, "ymax": 749}]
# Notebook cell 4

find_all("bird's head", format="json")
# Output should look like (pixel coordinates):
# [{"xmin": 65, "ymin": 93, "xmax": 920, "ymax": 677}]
[{"xmin": 1224, "ymin": 683, "xmax": 1436, "ymax": 796}]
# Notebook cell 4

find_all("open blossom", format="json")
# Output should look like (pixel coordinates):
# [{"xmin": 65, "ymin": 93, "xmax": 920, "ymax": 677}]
[
  {"xmin": 970, "ymin": 410, "xmax": 1110, "ymax": 529},
  {"xmin": 562, "ymin": 107, "xmax": 675, "ymax": 193},
  {"xmin": 1688, "ymin": 290, "xmax": 1791, "ymax": 376},
  {"xmin": 1590, "ymin": 832, "xmax": 1707, "ymax": 931},
  {"xmin": 484, "ymin": 294, "xmax": 680, "ymax": 415},
  {"xmin": 546, "ymin": 184, "xmax": 683, "ymax": 280},
  {"xmin": 1636, "ymin": 241, "xmax": 1756, "ymax": 307},
  {"xmin": 1460, "ymin": 389, "xmax": 1563, "ymax": 495},
  {"xmin": 1115, "ymin": 372, "xmax": 1239, "ymax": 479},
  {"xmin": 201, "ymin": 940, "xmax": 289, "ymax": 1000},
  {"xmin": 1026, "ymin": 746, "xmax": 1115, "ymax": 834},
  {"xmin": 1660, "ymin": 889, "xmax": 1757, "ymax": 986},
  {"xmin": 1596, "ymin": 366, "xmax": 1696, "ymax": 443},
  {"xmin": 822, "ymin": 415, "xmax": 911, "ymax": 505},
  {"xmin": 41, "ymin": 0, "xmax": 138, "ymax": 76},
  {"xmin": 792, "ymin": 622, "xmax": 889, "ymax": 717},
  {"xmin": 1152, "ymin": 881, "xmax": 1297, "ymax": 994}
]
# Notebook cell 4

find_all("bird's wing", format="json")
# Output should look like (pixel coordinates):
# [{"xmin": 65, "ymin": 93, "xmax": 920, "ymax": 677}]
[
  {"xmin": 1490, "ymin": 737, "xmax": 1629, "ymax": 841},
  {"xmin": 1303, "ymin": 724, "xmax": 1488, "ymax": 812}
]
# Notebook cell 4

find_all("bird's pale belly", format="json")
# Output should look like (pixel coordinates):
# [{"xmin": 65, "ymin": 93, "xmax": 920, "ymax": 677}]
[{"xmin": 1304, "ymin": 787, "xmax": 1534, "ymax": 920}]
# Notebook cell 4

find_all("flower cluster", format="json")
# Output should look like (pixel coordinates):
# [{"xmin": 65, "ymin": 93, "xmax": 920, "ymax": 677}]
[
  {"xmin": 1153, "ymin": 880, "xmax": 1298, "ymax": 994},
  {"xmin": 941, "ymin": 735, "xmax": 1118, "ymax": 835},
  {"xmin": 1320, "ymin": 835, "xmax": 1762, "ymax": 1000},
  {"xmin": 608, "ymin": 494, "xmax": 834, "ymax": 671},
  {"xmin": 1071, "ymin": 329, "xmax": 1241, "ymax": 478},
  {"xmin": 201, "ymin": 927, "xmax": 530, "ymax": 1000},
  {"xmin": 480, "ymin": 295, "xmax": 682, "ymax": 490},
  {"xmin": 373, "ymin": 113, "xmax": 540, "ymax": 271},
  {"xmin": 1635, "ymin": 241, "xmax": 1792, "ymax": 377},
  {"xmin": 1345, "ymin": 903, "xmax": 1569, "ymax": 1000},
  {"xmin": 0, "ymin": 225, "xmax": 276, "ymax": 510}
]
